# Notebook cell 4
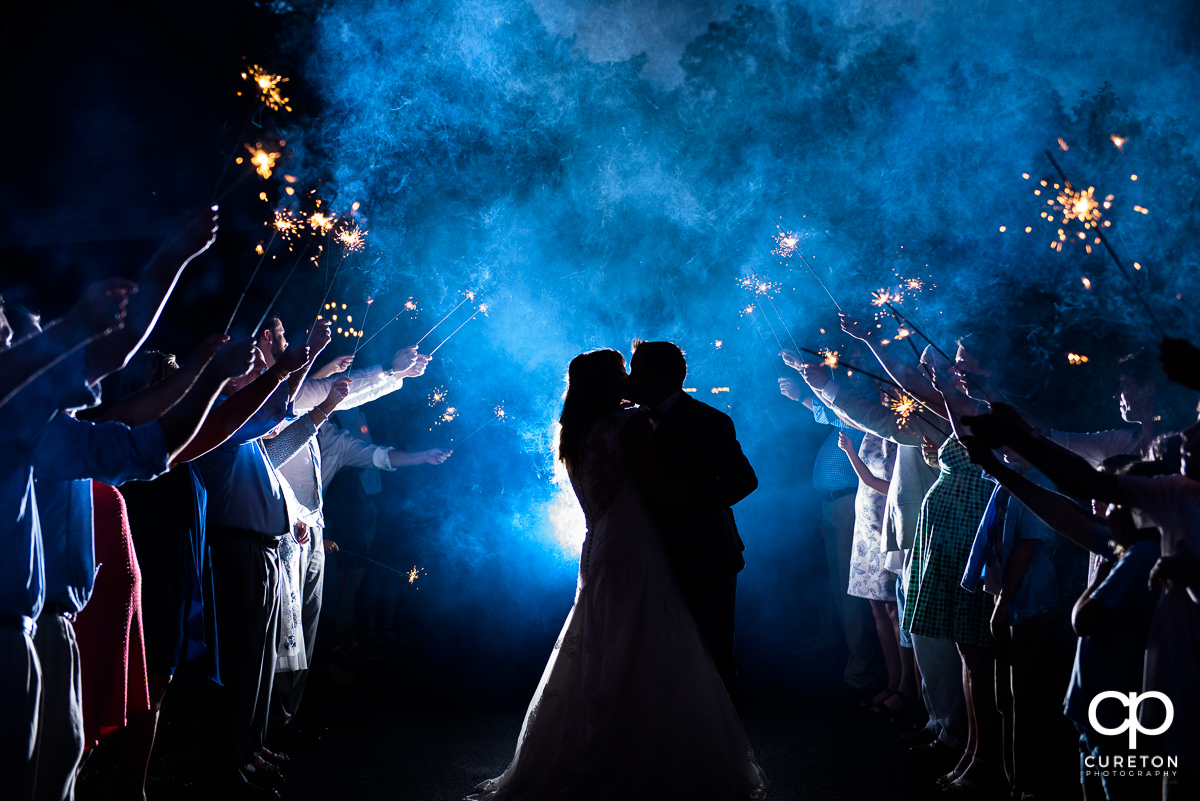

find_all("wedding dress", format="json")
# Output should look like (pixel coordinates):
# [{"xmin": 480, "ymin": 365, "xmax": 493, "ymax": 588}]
[{"xmin": 467, "ymin": 409, "xmax": 769, "ymax": 800}]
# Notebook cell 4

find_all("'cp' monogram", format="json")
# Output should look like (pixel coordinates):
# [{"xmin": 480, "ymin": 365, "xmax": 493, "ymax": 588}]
[{"xmin": 1088, "ymin": 691, "xmax": 1174, "ymax": 748}]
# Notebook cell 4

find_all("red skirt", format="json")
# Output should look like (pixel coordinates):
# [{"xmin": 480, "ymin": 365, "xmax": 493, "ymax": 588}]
[{"xmin": 73, "ymin": 482, "xmax": 151, "ymax": 749}]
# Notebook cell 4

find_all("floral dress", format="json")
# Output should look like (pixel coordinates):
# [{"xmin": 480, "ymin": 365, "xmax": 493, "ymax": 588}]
[
  {"xmin": 902, "ymin": 437, "xmax": 994, "ymax": 647},
  {"xmin": 847, "ymin": 433, "xmax": 897, "ymax": 601}
]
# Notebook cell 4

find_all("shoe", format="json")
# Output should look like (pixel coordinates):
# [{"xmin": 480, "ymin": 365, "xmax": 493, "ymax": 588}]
[
  {"xmin": 907, "ymin": 740, "xmax": 959, "ymax": 760},
  {"xmin": 273, "ymin": 722, "xmax": 324, "ymax": 749},
  {"xmin": 259, "ymin": 746, "xmax": 291, "ymax": 766},
  {"xmin": 900, "ymin": 727, "xmax": 936, "ymax": 746},
  {"xmin": 235, "ymin": 762, "xmax": 285, "ymax": 796}
]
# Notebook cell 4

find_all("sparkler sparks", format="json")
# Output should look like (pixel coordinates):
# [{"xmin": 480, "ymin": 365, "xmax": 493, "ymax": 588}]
[
  {"xmin": 427, "ymin": 387, "xmax": 449, "ymax": 407},
  {"xmin": 1067, "ymin": 353, "xmax": 1090, "ymax": 365},
  {"xmin": 240, "ymin": 64, "xmax": 292, "ymax": 112},
  {"xmin": 272, "ymin": 209, "xmax": 302, "ymax": 241},
  {"xmin": 890, "ymin": 393, "xmax": 917, "ymax": 428},
  {"xmin": 240, "ymin": 143, "xmax": 281, "ymax": 180},
  {"xmin": 436, "ymin": 407, "xmax": 459, "ymax": 425},
  {"xmin": 772, "ymin": 230, "xmax": 800, "ymax": 258},
  {"xmin": 820, "ymin": 348, "xmax": 839, "ymax": 369},
  {"xmin": 710, "ymin": 387, "xmax": 730, "ymax": 394},
  {"xmin": 308, "ymin": 211, "xmax": 337, "ymax": 234},
  {"xmin": 406, "ymin": 566, "xmax": 425, "ymax": 586},
  {"xmin": 739, "ymin": 275, "xmax": 782, "ymax": 296},
  {"xmin": 871, "ymin": 288, "xmax": 897, "ymax": 307},
  {"xmin": 335, "ymin": 223, "xmax": 368, "ymax": 253}
]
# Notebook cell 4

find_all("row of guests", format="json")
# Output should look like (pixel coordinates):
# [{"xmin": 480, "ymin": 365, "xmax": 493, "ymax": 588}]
[
  {"xmin": 781, "ymin": 316, "xmax": 1199, "ymax": 801},
  {"xmin": 0, "ymin": 206, "xmax": 451, "ymax": 801}
]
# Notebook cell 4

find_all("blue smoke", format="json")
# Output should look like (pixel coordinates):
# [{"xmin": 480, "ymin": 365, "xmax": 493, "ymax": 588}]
[{"xmin": 262, "ymin": 0, "xmax": 1200, "ymax": 693}]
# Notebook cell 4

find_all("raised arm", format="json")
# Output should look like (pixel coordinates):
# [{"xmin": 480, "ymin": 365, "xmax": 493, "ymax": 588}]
[
  {"xmin": 838, "ymin": 313, "xmax": 946, "ymax": 414},
  {"xmin": 0, "ymin": 279, "xmax": 135, "ymax": 408},
  {"xmin": 170, "ymin": 342, "xmax": 309, "ymax": 465},
  {"xmin": 964, "ymin": 403, "xmax": 1124, "ymax": 506},
  {"xmin": 97, "ymin": 334, "xmax": 227, "ymax": 427},
  {"xmin": 85, "ymin": 206, "xmax": 219, "ymax": 385}
]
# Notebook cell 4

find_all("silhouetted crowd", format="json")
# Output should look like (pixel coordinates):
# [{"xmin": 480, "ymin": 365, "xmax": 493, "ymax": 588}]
[
  {"xmin": 779, "ymin": 318, "xmax": 1200, "ymax": 801},
  {"xmin": 1, "ymin": 207, "xmax": 453, "ymax": 800}
]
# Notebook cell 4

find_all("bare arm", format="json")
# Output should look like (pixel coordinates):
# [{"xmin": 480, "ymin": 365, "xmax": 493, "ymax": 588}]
[
  {"xmin": 85, "ymin": 207, "xmax": 219, "ymax": 384},
  {"xmin": 388, "ymin": 448, "xmax": 453, "ymax": 467},
  {"xmin": 97, "ymin": 334, "xmax": 227, "ymax": 426},
  {"xmin": 838, "ymin": 314, "xmax": 945, "ymax": 414},
  {"xmin": 837, "ymin": 432, "xmax": 889, "ymax": 495}
]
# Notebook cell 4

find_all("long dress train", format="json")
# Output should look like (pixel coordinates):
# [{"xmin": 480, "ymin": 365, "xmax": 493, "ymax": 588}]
[{"xmin": 467, "ymin": 409, "xmax": 768, "ymax": 801}]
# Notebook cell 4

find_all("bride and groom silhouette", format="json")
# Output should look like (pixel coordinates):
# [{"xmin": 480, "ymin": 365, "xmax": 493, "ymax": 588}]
[{"xmin": 467, "ymin": 341, "xmax": 769, "ymax": 800}]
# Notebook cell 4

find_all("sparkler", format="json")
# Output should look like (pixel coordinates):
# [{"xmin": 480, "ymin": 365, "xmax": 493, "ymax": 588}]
[
  {"xmin": 454, "ymin": 404, "xmax": 508, "ymax": 445},
  {"xmin": 240, "ymin": 64, "xmax": 292, "ymax": 112},
  {"xmin": 332, "ymin": 548, "xmax": 421, "ymax": 584},
  {"xmin": 882, "ymin": 303, "xmax": 953, "ymax": 364},
  {"xmin": 794, "ymin": 250, "xmax": 842, "ymax": 312},
  {"xmin": 742, "ymin": 305, "xmax": 785, "ymax": 376},
  {"xmin": 772, "ymin": 229, "xmax": 800, "ymax": 258},
  {"xmin": 351, "ymin": 297, "xmax": 374, "ymax": 356},
  {"xmin": 355, "ymin": 297, "xmax": 421, "ymax": 350},
  {"xmin": 313, "ymin": 215, "xmax": 362, "ymax": 321},
  {"xmin": 223, "ymin": 229, "xmax": 279, "ymax": 336},
  {"xmin": 738, "ymin": 276, "xmax": 800, "ymax": 355},
  {"xmin": 434, "ymin": 407, "xmax": 459, "ymax": 426},
  {"xmin": 427, "ymin": 386, "xmax": 448, "ymax": 407},
  {"xmin": 889, "ymin": 392, "xmax": 918, "ymax": 429},
  {"xmin": 1066, "ymin": 353, "xmax": 1090, "ymax": 365},
  {"xmin": 415, "ymin": 292, "xmax": 476, "ymax": 347},
  {"xmin": 428, "ymin": 303, "xmax": 488, "ymax": 356},
  {"xmin": 795, "ymin": 347, "xmax": 949, "ymax": 437},
  {"xmin": 1043, "ymin": 150, "xmax": 1166, "ymax": 337},
  {"xmin": 251, "ymin": 254, "xmax": 304, "ymax": 338},
  {"xmin": 819, "ymin": 348, "xmax": 839, "ymax": 369},
  {"xmin": 240, "ymin": 143, "xmax": 281, "ymax": 180}
]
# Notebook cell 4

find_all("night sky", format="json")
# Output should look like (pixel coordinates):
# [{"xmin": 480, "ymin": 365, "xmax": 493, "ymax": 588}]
[{"xmin": 3, "ymin": 0, "xmax": 1199, "ymax": 699}]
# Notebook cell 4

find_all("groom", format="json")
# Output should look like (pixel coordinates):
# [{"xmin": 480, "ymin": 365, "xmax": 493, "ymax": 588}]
[{"xmin": 627, "ymin": 340, "xmax": 758, "ymax": 701}]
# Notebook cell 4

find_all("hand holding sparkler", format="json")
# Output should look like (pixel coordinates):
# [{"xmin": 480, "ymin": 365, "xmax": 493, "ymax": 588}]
[
  {"xmin": 778, "ymin": 377, "xmax": 804, "ymax": 402},
  {"xmin": 209, "ymin": 336, "xmax": 259, "ymax": 383},
  {"xmin": 311, "ymin": 354, "xmax": 355, "ymax": 379},
  {"xmin": 961, "ymin": 402, "xmax": 1035, "ymax": 450},
  {"xmin": 390, "ymin": 346, "xmax": 432, "ymax": 379},
  {"xmin": 796, "ymin": 361, "xmax": 831, "ymax": 391},
  {"xmin": 383, "ymin": 448, "xmax": 453, "ymax": 468},
  {"xmin": 779, "ymin": 349, "xmax": 804, "ymax": 372},
  {"xmin": 839, "ymin": 313, "xmax": 873, "ymax": 342},
  {"xmin": 62, "ymin": 279, "xmax": 138, "ymax": 340}
]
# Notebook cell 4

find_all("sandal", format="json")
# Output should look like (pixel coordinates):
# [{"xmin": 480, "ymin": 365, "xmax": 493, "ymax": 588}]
[{"xmin": 869, "ymin": 691, "xmax": 913, "ymax": 715}]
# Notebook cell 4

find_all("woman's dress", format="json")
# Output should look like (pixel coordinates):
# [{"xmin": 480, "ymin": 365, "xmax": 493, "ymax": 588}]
[
  {"xmin": 74, "ymin": 483, "xmax": 151, "ymax": 749},
  {"xmin": 902, "ymin": 437, "xmax": 994, "ymax": 647},
  {"xmin": 467, "ymin": 409, "xmax": 768, "ymax": 800},
  {"xmin": 847, "ymin": 433, "xmax": 897, "ymax": 601}
]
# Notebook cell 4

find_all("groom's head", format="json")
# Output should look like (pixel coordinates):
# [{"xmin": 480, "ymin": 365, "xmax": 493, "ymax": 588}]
[{"xmin": 629, "ymin": 340, "xmax": 686, "ymax": 405}]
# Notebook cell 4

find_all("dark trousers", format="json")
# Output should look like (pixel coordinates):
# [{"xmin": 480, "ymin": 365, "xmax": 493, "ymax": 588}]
[
  {"xmin": 210, "ymin": 533, "xmax": 280, "ymax": 768},
  {"xmin": 680, "ymin": 572, "xmax": 739, "ymax": 703},
  {"xmin": 1010, "ymin": 611, "xmax": 1078, "ymax": 799},
  {"xmin": 31, "ymin": 614, "xmax": 83, "ymax": 801},
  {"xmin": 271, "ymin": 527, "xmax": 324, "ymax": 729},
  {"xmin": 1, "ymin": 624, "xmax": 40, "ymax": 801}
]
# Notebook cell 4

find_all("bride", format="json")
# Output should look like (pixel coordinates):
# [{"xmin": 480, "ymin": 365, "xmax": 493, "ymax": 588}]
[{"xmin": 467, "ymin": 349, "xmax": 769, "ymax": 800}]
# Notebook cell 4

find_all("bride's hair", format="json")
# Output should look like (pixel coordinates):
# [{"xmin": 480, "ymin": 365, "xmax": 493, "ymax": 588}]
[{"xmin": 558, "ymin": 349, "xmax": 627, "ymax": 471}]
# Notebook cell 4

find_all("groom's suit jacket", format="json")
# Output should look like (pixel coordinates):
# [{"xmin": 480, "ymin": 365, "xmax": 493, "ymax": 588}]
[{"xmin": 653, "ymin": 392, "xmax": 757, "ymax": 580}]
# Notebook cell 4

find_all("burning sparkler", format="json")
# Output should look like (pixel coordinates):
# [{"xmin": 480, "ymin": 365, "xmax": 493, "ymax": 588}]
[
  {"xmin": 890, "ymin": 393, "xmax": 917, "ymax": 428},
  {"xmin": 435, "ymin": 407, "xmax": 459, "ymax": 426},
  {"xmin": 240, "ymin": 143, "xmax": 281, "ymax": 180},
  {"xmin": 406, "ymin": 566, "xmax": 425, "ymax": 586},
  {"xmin": 351, "ymin": 297, "xmax": 375, "ymax": 355},
  {"xmin": 1066, "ymin": 353, "xmax": 1090, "ymax": 365},
  {"xmin": 455, "ymin": 404, "xmax": 508, "ymax": 445},
  {"xmin": 336, "ymin": 223, "xmax": 368, "ymax": 253},
  {"xmin": 772, "ymin": 229, "xmax": 800, "ymax": 258},
  {"xmin": 820, "ymin": 348, "xmax": 839, "ymax": 369},
  {"xmin": 240, "ymin": 64, "xmax": 292, "ymax": 112}
]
